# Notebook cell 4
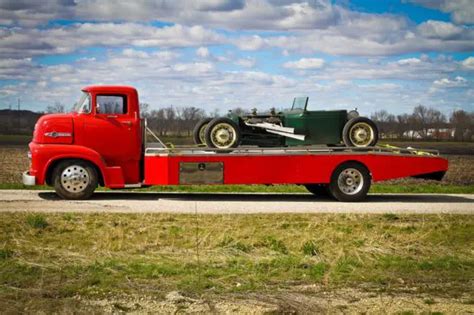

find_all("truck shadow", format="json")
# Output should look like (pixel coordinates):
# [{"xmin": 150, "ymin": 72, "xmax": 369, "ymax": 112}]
[{"xmin": 38, "ymin": 192, "xmax": 474, "ymax": 203}]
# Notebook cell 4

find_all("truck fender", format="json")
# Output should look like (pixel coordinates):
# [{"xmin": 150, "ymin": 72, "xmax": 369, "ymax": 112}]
[{"xmin": 43, "ymin": 145, "xmax": 125, "ymax": 188}]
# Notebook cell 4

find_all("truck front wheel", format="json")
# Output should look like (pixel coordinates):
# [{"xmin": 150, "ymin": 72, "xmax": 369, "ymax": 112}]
[
  {"xmin": 52, "ymin": 160, "xmax": 98, "ymax": 200},
  {"xmin": 328, "ymin": 162, "xmax": 371, "ymax": 202}
]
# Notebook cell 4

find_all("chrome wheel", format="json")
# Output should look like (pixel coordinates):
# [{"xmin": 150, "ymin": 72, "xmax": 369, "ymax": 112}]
[
  {"xmin": 349, "ymin": 122, "xmax": 375, "ymax": 147},
  {"xmin": 337, "ymin": 168, "xmax": 364, "ymax": 195},
  {"xmin": 210, "ymin": 123, "xmax": 237, "ymax": 148},
  {"xmin": 60, "ymin": 165, "xmax": 90, "ymax": 193}
]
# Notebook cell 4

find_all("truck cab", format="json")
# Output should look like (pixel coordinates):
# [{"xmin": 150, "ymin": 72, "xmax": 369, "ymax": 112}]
[{"xmin": 23, "ymin": 86, "xmax": 144, "ymax": 199}]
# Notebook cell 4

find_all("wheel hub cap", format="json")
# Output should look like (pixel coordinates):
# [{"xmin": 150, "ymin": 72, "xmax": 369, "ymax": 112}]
[
  {"xmin": 211, "ymin": 123, "xmax": 236, "ymax": 148},
  {"xmin": 349, "ymin": 122, "xmax": 374, "ymax": 147},
  {"xmin": 216, "ymin": 129, "xmax": 230, "ymax": 142},
  {"xmin": 61, "ymin": 165, "xmax": 90, "ymax": 193},
  {"xmin": 338, "ymin": 168, "xmax": 364, "ymax": 195}
]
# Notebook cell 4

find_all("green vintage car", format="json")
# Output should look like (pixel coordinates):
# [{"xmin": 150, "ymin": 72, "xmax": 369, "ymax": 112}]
[{"xmin": 193, "ymin": 97, "xmax": 379, "ymax": 149}]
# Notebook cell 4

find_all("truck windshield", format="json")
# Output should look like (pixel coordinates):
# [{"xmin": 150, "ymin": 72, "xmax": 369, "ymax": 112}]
[{"xmin": 72, "ymin": 92, "xmax": 91, "ymax": 113}]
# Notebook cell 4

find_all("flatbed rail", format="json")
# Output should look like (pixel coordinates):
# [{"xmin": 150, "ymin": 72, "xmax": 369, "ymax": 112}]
[{"xmin": 144, "ymin": 144, "xmax": 440, "ymax": 156}]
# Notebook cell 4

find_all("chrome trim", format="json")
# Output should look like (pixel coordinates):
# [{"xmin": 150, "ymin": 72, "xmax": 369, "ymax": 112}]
[
  {"xmin": 124, "ymin": 183, "xmax": 142, "ymax": 188},
  {"xmin": 44, "ymin": 131, "xmax": 72, "ymax": 138},
  {"xmin": 22, "ymin": 171, "xmax": 35, "ymax": 186}
]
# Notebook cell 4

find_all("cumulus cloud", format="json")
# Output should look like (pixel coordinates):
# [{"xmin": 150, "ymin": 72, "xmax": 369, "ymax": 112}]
[
  {"xmin": 433, "ymin": 76, "xmax": 467, "ymax": 88},
  {"xmin": 196, "ymin": 47, "xmax": 210, "ymax": 58},
  {"xmin": 283, "ymin": 58, "xmax": 325, "ymax": 69},
  {"xmin": 461, "ymin": 56, "xmax": 474, "ymax": 69},
  {"xmin": 0, "ymin": 23, "xmax": 223, "ymax": 58},
  {"xmin": 408, "ymin": 0, "xmax": 474, "ymax": 24}
]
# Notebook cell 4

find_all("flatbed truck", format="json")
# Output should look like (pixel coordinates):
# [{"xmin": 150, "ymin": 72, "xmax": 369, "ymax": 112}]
[{"xmin": 23, "ymin": 86, "xmax": 448, "ymax": 202}]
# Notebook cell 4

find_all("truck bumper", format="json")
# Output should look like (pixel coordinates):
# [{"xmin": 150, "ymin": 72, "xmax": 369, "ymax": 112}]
[{"xmin": 22, "ymin": 171, "xmax": 36, "ymax": 186}]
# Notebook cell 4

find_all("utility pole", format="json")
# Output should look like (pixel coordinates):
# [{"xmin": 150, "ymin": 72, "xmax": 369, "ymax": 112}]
[{"xmin": 17, "ymin": 98, "xmax": 21, "ymax": 133}]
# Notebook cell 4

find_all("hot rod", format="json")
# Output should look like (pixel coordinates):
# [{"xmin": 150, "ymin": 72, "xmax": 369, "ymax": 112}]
[{"xmin": 193, "ymin": 97, "xmax": 379, "ymax": 149}]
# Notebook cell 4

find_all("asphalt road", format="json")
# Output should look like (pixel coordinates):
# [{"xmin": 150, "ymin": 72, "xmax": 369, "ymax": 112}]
[{"xmin": 0, "ymin": 190, "xmax": 473, "ymax": 214}]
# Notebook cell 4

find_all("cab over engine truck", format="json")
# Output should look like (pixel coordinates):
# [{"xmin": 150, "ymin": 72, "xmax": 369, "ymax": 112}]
[{"xmin": 23, "ymin": 85, "xmax": 448, "ymax": 202}]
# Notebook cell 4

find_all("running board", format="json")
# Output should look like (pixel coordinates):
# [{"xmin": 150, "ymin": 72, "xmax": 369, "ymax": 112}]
[
  {"xmin": 245, "ymin": 122, "xmax": 295, "ymax": 134},
  {"xmin": 245, "ymin": 122, "xmax": 305, "ymax": 141},
  {"xmin": 266, "ymin": 129, "xmax": 306, "ymax": 141}
]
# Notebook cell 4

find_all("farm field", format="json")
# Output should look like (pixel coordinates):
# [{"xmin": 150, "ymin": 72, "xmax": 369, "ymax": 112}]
[{"xmin": 1, "ymin": 212, "xmax": 473, "ymax": 313}]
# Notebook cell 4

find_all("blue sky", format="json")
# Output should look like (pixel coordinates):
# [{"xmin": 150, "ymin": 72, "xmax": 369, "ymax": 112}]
[{"xmin": 0, "ymin": 0, "xmax": 472, "ymax": 115}]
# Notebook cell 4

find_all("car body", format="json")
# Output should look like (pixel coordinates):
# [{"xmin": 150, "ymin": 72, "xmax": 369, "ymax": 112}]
[{"xmin": 195, "ymin": 97, "xmax": 378, "ymax": 149}]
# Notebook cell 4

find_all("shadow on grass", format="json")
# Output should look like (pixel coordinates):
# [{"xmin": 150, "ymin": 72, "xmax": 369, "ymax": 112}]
[{"xmin": 38, "ymin": 191, "xmax": 474, "ymax": 203}]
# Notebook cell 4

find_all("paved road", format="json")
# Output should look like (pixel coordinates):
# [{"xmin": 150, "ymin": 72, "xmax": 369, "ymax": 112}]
[{"xmin": 0, "ymin": 190, "xmax": 473, "ymax": 214}]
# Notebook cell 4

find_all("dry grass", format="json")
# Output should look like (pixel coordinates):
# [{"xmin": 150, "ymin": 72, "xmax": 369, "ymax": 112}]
[{"xmin": 0, "ymin": 212, "xmax": 473, "ymax": 313}]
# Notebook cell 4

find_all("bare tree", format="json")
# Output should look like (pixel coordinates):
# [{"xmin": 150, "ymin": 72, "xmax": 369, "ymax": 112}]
[
  {"xmin": 450, "ymin": 110, "xmax": 472, "ymax": 141},
  {"xmin": 46, "ymin": 102, "xmax": 65, "ymax": 113}
]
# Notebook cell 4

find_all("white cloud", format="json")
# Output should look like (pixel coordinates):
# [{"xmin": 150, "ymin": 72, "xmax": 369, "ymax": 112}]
[
  {"xmin": 409, "ymin": 0, "xmax": 474, "ymax": 24},
  {"xmin": 397, "ymin": 58, "xmax": 421, "ymax": 65},
  {"xmin": 417, "ymin": 20, "xmax": 464, "ymax": 39},
  {"xmin": 235, "ymin": 57, "xmax": 256, "ymax": 68},
  {"xmin": 283, "ymin": 58, "xmax": 325, "ymax": 69},
  {"xmin": 433, "ymin": 76, "xmax": 467, "ymax": 88},
  {"xmin": 461, "ymin": 56, "xmax": 474, "ymax": 69},
  {"xmin": 196, "ymin": 47, "xmax": 210, "ymax": 58},
  {"xmin": 0, "ymin": 23, "xmax": 223, "ymax": 58}
]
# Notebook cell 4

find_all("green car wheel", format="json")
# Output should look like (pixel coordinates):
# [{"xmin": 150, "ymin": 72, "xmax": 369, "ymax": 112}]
[
  {"xmin": 205, "ymin": 117, "xmax": 242, "ymax": 149},
  {"xmin": 193, "ymin": 118, "xmax": 212, "ymax": 145},
  {"xmin": 342, "ymin": 117, "xmax": 379, "ymax": 147}
]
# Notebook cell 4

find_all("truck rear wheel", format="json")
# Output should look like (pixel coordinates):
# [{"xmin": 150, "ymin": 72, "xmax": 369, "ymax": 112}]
[
  {"xmin": 205, "ymin": 117, "xmax": 241, "ymax": 149},
  {"xmin": 328, "ymin": 162, "xmax": 371, "ymax": 202},
  {"xmin": 342, "ymin": 117, "xmax": 378, "ymax": 147},
  {"xmin": 304, "ymin": 184, "xmax": 331, "ymax": 198},
  {"xmin": 193, "ymin": 118, "xmax": 212, "ymax": 145},
  {"xmin": 52, "ymin": 160, "xmax": 98, "ymax": 200}
]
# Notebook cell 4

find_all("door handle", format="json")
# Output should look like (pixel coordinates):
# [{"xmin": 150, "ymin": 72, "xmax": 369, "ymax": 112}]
[{"xmin": 121, "ymin": 121, "xmax": 132, "ymax": 126}]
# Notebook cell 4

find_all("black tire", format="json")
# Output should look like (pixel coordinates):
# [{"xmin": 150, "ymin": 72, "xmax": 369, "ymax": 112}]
[
  {"xmin": 342, "ymin": 117, "xmax": 378, "ymax": 147},
  {"xmin": 193, "ymin": 118, "xmax": 212, "ymax": 145},
  {"xmin": 52, "ymin": 159, "xmax": 98, "ymax": 200},
  {"xmin": 205, "ymin": 117, "xmax": 242, "ymax": 149},
  {"xmin": 304, "ymin": 184, "xmax": 331, "ymax": 198},
  {"xmin": 328, "ymin": 162, "xmax": 371, "ymax": 202}
]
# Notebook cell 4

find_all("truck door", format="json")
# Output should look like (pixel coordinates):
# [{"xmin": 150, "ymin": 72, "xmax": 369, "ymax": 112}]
[{"xmin": 83, "ymin": 94, "xmax": 142, "ymax": 183}]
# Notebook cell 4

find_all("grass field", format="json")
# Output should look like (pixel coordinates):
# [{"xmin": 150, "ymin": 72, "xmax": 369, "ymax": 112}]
[{"xmin": 1, "ymin": 212, "xmax": 473, "ymax": 313}]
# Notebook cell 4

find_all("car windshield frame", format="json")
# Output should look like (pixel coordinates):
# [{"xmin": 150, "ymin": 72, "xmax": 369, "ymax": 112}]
[
  {"xmin": 291, "ymin": 97, "xmax": 309, "ymax": 111},
  {"xmin": 72, "ymin": 92, "xmax": 91, "ymax": 114}
]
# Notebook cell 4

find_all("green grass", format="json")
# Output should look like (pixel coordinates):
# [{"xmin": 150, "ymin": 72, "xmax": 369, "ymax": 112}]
[
  {"xmin": 1, "ymin": 213, "xmax": 472, "ymax": 295},
  {"xmin": 0, "ymin": 182, "xmax": 473, "ymax": 193},
  {"xmin": 1, "ymin": 212, "xmax": 473, "ymax": 312}
]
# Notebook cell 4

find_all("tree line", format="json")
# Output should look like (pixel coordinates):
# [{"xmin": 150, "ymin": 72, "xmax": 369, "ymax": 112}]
[
  {"xmin": 1, "ymin": 103, "xmax": 473, "ymax": 142},
  {"xmin": 371, "ymin": 105, "xmax": 473, "ymax": 141}
]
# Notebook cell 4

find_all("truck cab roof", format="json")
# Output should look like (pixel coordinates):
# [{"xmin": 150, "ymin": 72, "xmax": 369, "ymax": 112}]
[{"xmin": 82, "ymin": 85, "xmax": 138, "ymax": 94}]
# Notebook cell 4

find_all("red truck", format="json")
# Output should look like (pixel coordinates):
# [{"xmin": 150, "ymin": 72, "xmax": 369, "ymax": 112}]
[{"xmin": 23, "ymin": 85, "xmax": 448, "ymax": 202}]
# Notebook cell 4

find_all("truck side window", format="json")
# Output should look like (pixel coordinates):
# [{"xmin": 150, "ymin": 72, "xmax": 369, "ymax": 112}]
[{"xmin": 96, "ymin": 95, "xmax": 127, "ymax": 115}]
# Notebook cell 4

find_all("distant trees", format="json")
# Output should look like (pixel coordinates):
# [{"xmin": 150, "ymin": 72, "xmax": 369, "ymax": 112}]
[
  {"xmin": 6, "ymin": 102, "xmax": 464, "ymax": 142},
  {"xmin": 45, "ymin": 102, "xmax": 65, "ymax": 113},
  {"xmin": 370, "ymin": 105, "xmax": 473, "ymax": 141}
]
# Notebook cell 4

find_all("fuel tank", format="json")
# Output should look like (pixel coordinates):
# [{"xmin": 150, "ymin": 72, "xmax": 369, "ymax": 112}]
[{"xmin": 33, "ymin": 114, "xmax": 74, "ymax": 144}]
